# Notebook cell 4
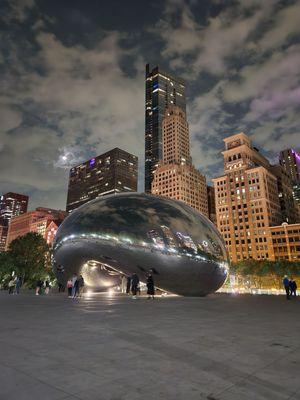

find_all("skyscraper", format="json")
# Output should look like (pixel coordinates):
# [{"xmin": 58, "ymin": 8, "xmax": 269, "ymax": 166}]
[
  {"xmin": 145, "ymin": 64, "xmax": 186, "ymax": 192},
  {"xmin": 279, "ymin": 149, "xmax": 300, "ymax": 206},
  {"xmin": 279, "ymin": 149, "xmax": 300, "ymax": 182},
  {"xmin": 212, "ymin": 133, "xmax": 282, "ymax": 262},
  {"xmin": 66, "ymin": 148, "xmax": 138, "ymax": 213},
  {"xmin": 0, "ymin": 192, "xmax": 29, "ymax": 251},
  {"xmin": 151, "ymin": 106, "xmax": 208, "ymax": 216},
  {"xmin": 270, "ymin": 165, "xmax": 299, "ymax": 224}
]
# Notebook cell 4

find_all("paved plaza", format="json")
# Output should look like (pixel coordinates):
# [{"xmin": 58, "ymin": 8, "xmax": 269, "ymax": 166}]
[{"xmin": 0, "ymin": 291, "xmax": 299, "ymax": 400}]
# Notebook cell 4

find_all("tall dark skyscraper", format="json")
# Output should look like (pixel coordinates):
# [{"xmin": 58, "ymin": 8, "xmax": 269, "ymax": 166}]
[
  {"xmin": 0, "ymin": 192, "xmax": 29, "ymax": 251},
  {"xmin": 66, "ymin": 148, "xmax": 138, "ymax": 213},
  {"xmin": 279, "ymin": 148, "xmax": 300, "ymax": 205},
  {"xmin": 145, "ymin": 64, "xmax": 186, "ymax": 192}
]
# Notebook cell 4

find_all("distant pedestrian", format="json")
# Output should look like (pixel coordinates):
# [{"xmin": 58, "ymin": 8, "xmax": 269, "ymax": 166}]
[
  {"xmin": 289, "ymin": 279, "xmax": 297, "ymax": 297},
  {"xmin": 283, "ymin": 275, "xmax": 290, "ymax": 300},
  {"xmin": 8, "ymin": 279, "xmax": 15, "ymax": 294},
  {"xmin": 121, "ymin": 275, "xmax": 127, "ymax": 293},
  {"xmin": 78, "ymin": 275, "xmax": 85, "ymax": 297},
  {"xmin": 15, "ymin": 277, "xmax": 22, "ymax": 294},
  {"xmin": 58, "ymin": 282, "xmax": 64, "ymax": 293},
  {"xmin": 73, "ymin": 276, "xmax": 80, "ymax": 298},
  {"xmin": 35, "ymin": 280, "xmax": 43, "ymax": 296},
  {"xmin": 71, "ymin": 273, "xmax": 78, "ymax": 298},
  {"xmin": 131, "ymin": 273, "xmax": 139, "ymax": 299},
  {"xmin": 67, "ymin": 279, "xmax": 72, "ymax": 297},
  {"xmin": 45, "ymin": 280, "xmax": 50, "ymax": 295},
  {"xmin": 146, "ymin": 271, "xmax": 155, "ymax": 300},
  {"xmin": 126, "ymin": 276, "xmax": 131, "ymax": 294}
]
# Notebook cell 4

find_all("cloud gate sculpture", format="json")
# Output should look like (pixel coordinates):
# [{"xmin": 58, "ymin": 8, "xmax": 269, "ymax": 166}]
[{"xmin": 53, "ymin": 193, "xmax": 229, "ymax": 296}]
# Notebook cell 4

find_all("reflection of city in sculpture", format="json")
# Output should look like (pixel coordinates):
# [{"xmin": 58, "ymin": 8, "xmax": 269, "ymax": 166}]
[{"xmin": 53, "ymin": 193, "xmax": 229, "ymax": 296}]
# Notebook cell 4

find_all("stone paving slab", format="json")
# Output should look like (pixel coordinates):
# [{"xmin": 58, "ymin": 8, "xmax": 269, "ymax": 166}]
[{"xmin": 0, "ymin": 291, "xmax": 299, "ymax": 400}]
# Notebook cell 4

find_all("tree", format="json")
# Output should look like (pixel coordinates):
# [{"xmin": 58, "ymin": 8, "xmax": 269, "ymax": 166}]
[
  {"xmin": 229, "ymin": 259, "xmax": 300, "ymax": 289},
  {"xmin": 0, "ymin": 251, "xmax": 16, "ymax": 288},
  {"xmin": 7, "ymin": 232, "xmax": 51, "ymax": 286}
]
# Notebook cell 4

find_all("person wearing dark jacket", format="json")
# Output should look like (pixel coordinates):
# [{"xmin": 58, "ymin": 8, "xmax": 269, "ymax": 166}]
[
  {"xmin": 35, "ymin": 280, "xmax": 43, "ymax": 296},
  {"xmin": 15, "ymin": 277, "xmax": 22, "ymax": 294},
  {"xmin": 131, "ymin": 273, "xmax": 139, "ymax": 299},
  {"xmin": 146, "ymin": 272, "xmax": 155, "ymax": 299},
  {"xmin": 289, "ymin": 279, "xmax": 297, "ymax": 297},
  {"xmin": 283, "ymin": 276, "xmax": 290, "ymax": 299},
  {"xmin": 73, "ymin": 277, "xmax": 80, "ymax": 298},
  {"xmin": 78, "ymin": 275, "xmax": 85, "ymax": 297},
  {"xmin": 126, "ymin": 276, "xmax": 131, "ymax": 294}
]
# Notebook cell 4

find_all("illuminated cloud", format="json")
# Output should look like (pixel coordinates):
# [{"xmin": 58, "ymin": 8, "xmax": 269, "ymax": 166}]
[{"xmin": 0, "ymin": 0, "xmax": 299, "ymax": 209}]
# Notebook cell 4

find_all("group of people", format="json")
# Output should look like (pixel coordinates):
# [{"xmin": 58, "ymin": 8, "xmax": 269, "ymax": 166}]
[
  {"xmin": 8, "ymin": 276, "xmax": 22, "ymax": 294},
  {"xmin": 125, "ymin": 271, "xmax": 155, "ymax": 299},
  {"xmin": 66, "ymin": 273, "xmax": 85, "ymax": 298},
  {"xmin": 283, "ymin": 276, "xmax": 297, "ymax": 300}
]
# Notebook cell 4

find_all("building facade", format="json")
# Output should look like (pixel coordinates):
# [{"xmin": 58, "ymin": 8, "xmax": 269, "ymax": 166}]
[
  {"xmin": 270, "ymin": 165, "xmax": 300, "ymax": 224},
  {"xmin": 6, "ymin": 207, "xmax": 66, "ymax": 248},
  {"xmin": 0, "ymin": 192, "xmax": 29, "ymax": 251},
  {"xmin": 66, "ymin": 148, "xmax": 138, "ymax": 213},
  {"xmin": 145, "ymin": 64, "xmax": 186, "ymax": 193},
  {"xmin": 207, "ymin": 185, "xmax": 217, "ymax": 225},
  {"xmin": 279, "ymin": 149, "xmax": 300, "ymax": 206},
  {"xmin": 212, "ymin": 133, "xmax": 282, "ymax": 262},
  {"xmin": 151, "ymin": 106, "xmax": 208, "ymax": 217},
  {"xmin": 268, "ymin": 223, "xmax": 300, "ymax": 261}
]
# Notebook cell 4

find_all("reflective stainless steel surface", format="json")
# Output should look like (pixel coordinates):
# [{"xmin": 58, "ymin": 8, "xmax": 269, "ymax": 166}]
[{"xmin": 53, "ymin": 193, "xmax": 229, "ymax": 296}]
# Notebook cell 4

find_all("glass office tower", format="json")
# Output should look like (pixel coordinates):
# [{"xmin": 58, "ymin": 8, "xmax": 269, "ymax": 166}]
[{"xmin": 145, "ymin": 64, "xmax": 186, "ymax": 192}]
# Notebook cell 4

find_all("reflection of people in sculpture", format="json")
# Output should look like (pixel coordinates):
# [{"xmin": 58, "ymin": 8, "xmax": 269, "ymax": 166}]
[
  {"xmin": 131, "ymin": 273, "xmax": 139, "ymax": 299},
  {"xmin": 126, "ymin": 276, "xmax": 131, "ymax": 294},
  {"xmin": 78, "ymin": 275, "xmax": 85, "ymax": 297},
  {"xmin": 121, "ymin": 275, "xmax": 127, "ymax": 293},
  {"xmin": 146, "ymin": 271, "xmax": 155, "ymax": 300}
]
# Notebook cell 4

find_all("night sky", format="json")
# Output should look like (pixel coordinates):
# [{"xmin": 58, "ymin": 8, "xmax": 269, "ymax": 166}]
[{"xmin": 1, "ymin": 0, "xmax": 299, "ymax": 210}]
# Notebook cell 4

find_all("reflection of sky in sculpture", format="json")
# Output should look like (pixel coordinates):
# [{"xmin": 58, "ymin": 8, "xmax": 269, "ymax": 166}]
[{"xmin": 53, "ymin": 193, "xmax": 228, "ymax": 296}]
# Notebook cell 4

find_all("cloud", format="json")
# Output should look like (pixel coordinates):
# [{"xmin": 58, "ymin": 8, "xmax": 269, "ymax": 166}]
[
  {"xmin": 152, "ymin": 0, "xmax": 284, "ymax": 77},
  {"xmin": 0, "ymin": 0, "xmax": 299, "ymax": 210},
  {"xmin": 0, "ymin": 24, "xmax": 145, "ymax": 209},
  {"xmin": 3, "ymin": 0, "xmax": 35, "ymax": 23}
]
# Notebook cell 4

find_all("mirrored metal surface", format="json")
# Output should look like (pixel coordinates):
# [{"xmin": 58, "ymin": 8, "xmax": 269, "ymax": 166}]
[{"xmin": 53, "ymin": 193, "xmax": 229, "ymax": 296}]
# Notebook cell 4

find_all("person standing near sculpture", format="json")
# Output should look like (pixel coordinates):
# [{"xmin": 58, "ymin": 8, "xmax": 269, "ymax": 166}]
[
  {"xmin": 126, "ymin": 276, "xmax": 131, "ymax": 295},
  {"xmin": 78, "ymin": 275, "xmax": 85, "ymax": 297},
  {"xmin": 45, "ymin": 280, "xmax": 51, "ymax": 295},
  {"xmin": 15, "ymin": 277, "xmax": 22, "ymax": 294},
  {"xmin": 8, "ymin": 278, "xmax": 15, "ymax": 294},
  {"xmin": 71, "ymin": 273, "xmax": 78, "ymax": 298},
  {"xmin": 67, "ymin": 279, "xmax": 72, "ymax": 297},
  {"xmin": 121, "ymin": 275, "xmax": 127, "ymax": 293},
  {"xmin": 283, "ymin": 275, "xmax": 290, "ymax": 300},
  {"xmin": 146, "ymin": 271, "xmax": 155, "ymax": 300},
  {"xmin": 35, "ymin": 279, "xmax": 43, "ymax": 295},
  {"xmin": 131, "ymin": 273, "xmax": 139, "ymax": 299},
  {"xmin": 289, "ymin": 279, "xmax": 297, "ymax": 297}
]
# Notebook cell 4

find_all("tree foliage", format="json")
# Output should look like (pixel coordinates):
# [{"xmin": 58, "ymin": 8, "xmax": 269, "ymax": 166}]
[
  {"xmin": 229, "ymin": 259, "xmax": 300, "ymax": 289},
  {"xmin": 0, "ymin": 232, "xmax": 51, "ymax": 287}
]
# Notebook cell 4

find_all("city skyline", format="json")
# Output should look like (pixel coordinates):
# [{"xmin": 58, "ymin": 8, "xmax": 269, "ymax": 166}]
[{"xmin": 0, "ymin": 0, "xmax": 299, "ymax": 211}]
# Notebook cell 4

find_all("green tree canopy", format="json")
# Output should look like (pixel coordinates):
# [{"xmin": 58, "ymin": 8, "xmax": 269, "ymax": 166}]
[{"xmin": 7, "ymin": 232, "xmax": 51, "ymax": 285}]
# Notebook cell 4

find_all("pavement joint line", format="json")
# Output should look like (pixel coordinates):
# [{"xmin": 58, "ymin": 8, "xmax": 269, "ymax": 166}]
[
  {"xmin": 286, "ymin": 389, "xmax": 300, "ymax": 400},
  {"xmin": 0, "ymin": 360, "xmax": 75, "ymax": 399},
  {"xmin": 210, "ymin": 344, "xmax": 300, "ymax": 399}
]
